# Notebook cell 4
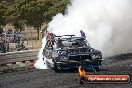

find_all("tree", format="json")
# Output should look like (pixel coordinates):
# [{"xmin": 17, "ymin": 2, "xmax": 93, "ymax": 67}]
[
  {"xmin": 43, "ymin": 0, "xmax": 70, "ymax": 22},
  {"xmin": 0, "ymin": 1, "xmax": 7, "ymax": 27},
  {"xmin": 16, "ymin": 0, "xmax": 46, "ymax": 39},
  {"xmin": 13, "ymin": 20, "xmax": 24, "ymax": 32},
  {"xmin": 0, "ymin": 0, "xmax": 70, "ymax": 39}
]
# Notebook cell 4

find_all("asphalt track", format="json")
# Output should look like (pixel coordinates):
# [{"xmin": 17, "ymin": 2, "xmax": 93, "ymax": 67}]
[{"xmin": 0, "ymin": 53, "xmax": 132, "ymax": 88}]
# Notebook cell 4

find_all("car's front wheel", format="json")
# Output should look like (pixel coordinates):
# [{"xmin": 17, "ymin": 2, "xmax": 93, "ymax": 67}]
[{"xmin": 53, "ymin": 62, "xmax": 60, "ymax": 72}]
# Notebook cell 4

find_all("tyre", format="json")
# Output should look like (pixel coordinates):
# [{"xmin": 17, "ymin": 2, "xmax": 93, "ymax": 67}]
[
  {"xmin": 98, "ymin": 61, "xmax": 102, "ymax": 65},
  {"xmin": 94, "ymin": 61, "xmax": 101, "ymax": 71},
  {"xmin": 53, "ymin": 62, "xmax": 60, "ymax": 72},
  {"xmin": 94, "ymin": 67, "xmax": 100, "ymax": 72}
]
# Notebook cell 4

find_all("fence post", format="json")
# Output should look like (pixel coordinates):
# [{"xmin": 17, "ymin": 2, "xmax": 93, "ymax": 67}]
[
  {"xmin": 5, "ymin": 33, "xmax": 7, "ymax": 53},
  {"xmin": 31, "ymin": 32, "xmax": 33, "ymax": 48},
  {"xmin": 27, "ymin": 38, "xmax": 28, "ymax": 46}
]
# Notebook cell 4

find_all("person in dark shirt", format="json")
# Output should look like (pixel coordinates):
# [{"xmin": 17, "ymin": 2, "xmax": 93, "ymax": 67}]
[
  {"xmin": 57, "ymin": 38, "xmax": 63, "ymax": 48},
  {"xmin": 80, "ymin": 30, "xmax": 86, "ymax": 38},
  {"xmin": 0, "ymin": 27, "xmax": 3, "ymax": 34}
]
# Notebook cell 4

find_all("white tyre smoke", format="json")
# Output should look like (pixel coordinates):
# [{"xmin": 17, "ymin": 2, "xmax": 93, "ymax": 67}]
[
  {"xmin": 35, "ymin": 0, "xmax": 132, "ymax": 69},
  {"xmin": 48, "ymin": 0, "xmax": 132, "ymax": 57},
  {"xmin": 34, "ymin": 36, "xmax": 49, "ymax": 69}
]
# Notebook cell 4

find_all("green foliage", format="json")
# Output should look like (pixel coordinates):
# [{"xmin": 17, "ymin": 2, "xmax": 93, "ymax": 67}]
[
  {"xmin": 13, "ymin": 20, "xmax": 24, "ymax": 32},
  {"xmin": 0, "ymin": 1, "xmax": 7, "ymax": 27},
  {"xmin": 0, "ymin": 0, "xmax": 70, "ymax": 38}
]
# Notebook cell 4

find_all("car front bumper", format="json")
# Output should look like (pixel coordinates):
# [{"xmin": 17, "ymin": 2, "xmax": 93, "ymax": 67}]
[{"xmin": 55, "ymin": 61, "xmax": 101, "ymax": 70}]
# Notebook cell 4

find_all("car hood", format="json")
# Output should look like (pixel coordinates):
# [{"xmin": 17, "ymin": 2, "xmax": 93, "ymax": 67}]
[{"xmin": 55, "ymin": 46, "xmax": 101, "ymax": 55}]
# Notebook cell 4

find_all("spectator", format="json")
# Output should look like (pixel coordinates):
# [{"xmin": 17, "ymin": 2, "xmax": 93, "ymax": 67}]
[
  {"xmin": 0, "ymin": 27, "xmax": 3, "ymax": 34},
  {"xmin": 0, "ymin": 38, "xmax": 2, "ymax": 52},
  {"xmin": 12, "ymin": 30, "xmax": 17, "ymax": 42},
  {"xmin": 12, "ymin": 30, "xmax": 21, "ymax": 43},
  {"xmin": 6, "ymin": 29, "xmax": 13, "ymax": 38},
  {"xmin": 0, "ymin": 39, "xmax": 7, "ymax": 53},
  {"xmin": 80, "ymin": 30, "xmax": 86, "ymax": 38},
  {"xmin": 17, "ymin": 38, "xmax": 27, "ymax": 51},
  {"xmin": 7, "ymin": 29, "xmax": 13, "ymax": 34}
]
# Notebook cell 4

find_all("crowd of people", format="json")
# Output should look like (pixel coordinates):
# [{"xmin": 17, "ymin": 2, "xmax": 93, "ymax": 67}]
[{"xmin": 0, "ymin": 28, "xmax": 27, "ymax": 53}]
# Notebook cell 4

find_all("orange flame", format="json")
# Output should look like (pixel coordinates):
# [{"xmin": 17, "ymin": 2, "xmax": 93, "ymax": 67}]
[{"xmin": 78, "ymin": 66, "xmax": 86, "ymax": 76}]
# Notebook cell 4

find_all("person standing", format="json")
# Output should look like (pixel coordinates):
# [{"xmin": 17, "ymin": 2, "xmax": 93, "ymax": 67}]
[
  {"xmin": 0, "ymin": 27, "xmax": 3, "ymax": 34},
  {"xmin": 57, "ymin": 38, "xmax": 63, "ymax": 48},
  {"xmin": 80, "ymin": 30, "xmax": 86, "ymax": 38}
]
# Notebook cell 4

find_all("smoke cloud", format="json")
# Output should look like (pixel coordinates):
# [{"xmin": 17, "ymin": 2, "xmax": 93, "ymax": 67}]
[
  {"xmin": 48, "ymin": 0, "xmax": 132, "ymax": 57},
  {"xmin": 34, "ymin": 0, "xmax": 132, "ymax": 69},
  {"xmin": 34, "ymin": 36, "xmax": 49, "ymax": 69}
]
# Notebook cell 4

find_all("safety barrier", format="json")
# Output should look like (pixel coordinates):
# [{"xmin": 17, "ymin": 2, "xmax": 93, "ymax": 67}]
[{"xmin": 0, "ymin": 50, "xmax": 38, "ymax": 73}]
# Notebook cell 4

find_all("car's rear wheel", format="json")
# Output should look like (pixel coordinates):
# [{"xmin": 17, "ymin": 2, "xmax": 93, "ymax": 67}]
[
  {"xmin": 93, "ymin": 61, "xmax": 102, "ymax": 71},
  {"xmin": 94, "ymin": 67, "xmax": 100, "ymax": 72},
  {"xmin": 77, "ymin": 76, "xmax": 86, "ymax": 84}
]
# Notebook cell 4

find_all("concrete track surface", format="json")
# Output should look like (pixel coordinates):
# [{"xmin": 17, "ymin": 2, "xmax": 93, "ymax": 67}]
[{"xmin": 0, "ymin": 53, "xmax": 132, "ymax": 88}]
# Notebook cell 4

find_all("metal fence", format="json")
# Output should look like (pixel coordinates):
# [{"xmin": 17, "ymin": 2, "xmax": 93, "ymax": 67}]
[{"xmin": 0, "ymin": 32, "xmax": 40, "ymax": 53}]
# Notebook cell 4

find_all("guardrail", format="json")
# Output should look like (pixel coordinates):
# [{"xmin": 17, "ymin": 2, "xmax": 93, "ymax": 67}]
[
  {"xmin": 0, "ymin": 50, "xmax": 39, "ymax": 73},
  {"xmin": 0, "ymin": 50, "xmax": 38, "ymax": 65},
  {"xmin": 0, "ymin": 33, "xmax": 39, "ymax": 53}
]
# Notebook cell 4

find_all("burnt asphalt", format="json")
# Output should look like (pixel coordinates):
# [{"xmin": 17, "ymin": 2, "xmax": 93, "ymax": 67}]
[{"xmin": 0, "ymin": 53, "xmax": 132, "ymax": 88}]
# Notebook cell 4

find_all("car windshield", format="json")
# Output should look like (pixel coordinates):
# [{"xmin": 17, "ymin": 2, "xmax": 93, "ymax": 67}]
[{"xmin": 56, "ymin": 38, "xmax": 89, "ymax": 48}]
